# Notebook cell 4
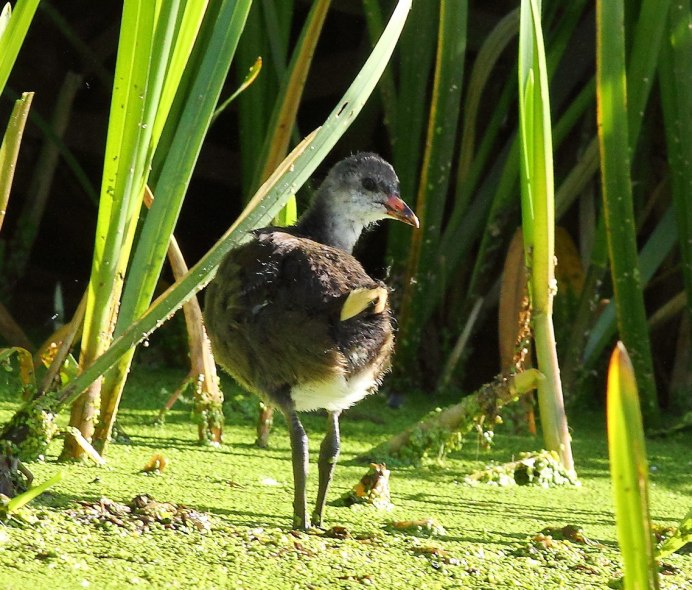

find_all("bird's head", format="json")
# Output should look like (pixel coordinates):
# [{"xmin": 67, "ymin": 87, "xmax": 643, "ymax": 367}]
[{"xmin": 320, "ymin": 153, "xmax": 419, "ymax": 230}]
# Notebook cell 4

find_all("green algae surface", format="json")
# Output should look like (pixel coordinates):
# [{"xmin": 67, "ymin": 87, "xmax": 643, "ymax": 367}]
[{"xmin": 0, "ymin": 369, "xmax": 690, "ymax": 589}]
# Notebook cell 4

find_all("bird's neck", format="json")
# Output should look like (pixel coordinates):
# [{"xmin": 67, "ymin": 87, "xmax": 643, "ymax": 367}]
[{"xmin": 294, "ymin": 197, "xmax": 366, "ymax": 254}]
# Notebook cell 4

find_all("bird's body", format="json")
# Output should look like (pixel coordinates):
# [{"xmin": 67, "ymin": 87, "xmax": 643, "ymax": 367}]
[
  {"xmin": 205, "ymin": 229, "xmax": 395, "ymax": 412},
  {"xmin": 204, "ymin": 153, "xmax": 418, "ymax": 530}
]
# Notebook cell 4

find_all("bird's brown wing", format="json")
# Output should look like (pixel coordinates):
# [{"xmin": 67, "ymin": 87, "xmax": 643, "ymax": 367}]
[{"xmin": 204, "ymin": 231, "xmax": 394, "ymax": 399}]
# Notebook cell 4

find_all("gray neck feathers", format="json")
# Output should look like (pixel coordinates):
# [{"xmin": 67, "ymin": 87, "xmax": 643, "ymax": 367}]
[{"xmin": 295, "ymin": 189, "xmax": 371, "ymax": 254}]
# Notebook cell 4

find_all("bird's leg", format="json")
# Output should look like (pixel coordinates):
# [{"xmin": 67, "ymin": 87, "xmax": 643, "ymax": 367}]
[
  {"xmin": 284, "ymin": 408, "xmax": 310, "ymax": 530},
  {"xmin": 312, "ymin": 410, "xmax": 341, "ymax": 528}
]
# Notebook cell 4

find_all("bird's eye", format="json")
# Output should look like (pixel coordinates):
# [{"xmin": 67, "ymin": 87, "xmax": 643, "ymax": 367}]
[{"xmin": 361, "ymin": 177, "xmax": 377, "ymax": 192}]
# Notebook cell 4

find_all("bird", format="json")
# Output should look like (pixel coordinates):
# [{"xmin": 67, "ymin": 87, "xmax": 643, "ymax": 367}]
[{"xmin": 204, "ymin": 152, "xmax": 418, "ymax": 530}]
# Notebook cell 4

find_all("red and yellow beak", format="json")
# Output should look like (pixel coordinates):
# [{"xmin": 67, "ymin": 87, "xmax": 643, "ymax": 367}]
[{"xmin": 385, "ymin": 195, "xmax": 419, "ymax": 228}]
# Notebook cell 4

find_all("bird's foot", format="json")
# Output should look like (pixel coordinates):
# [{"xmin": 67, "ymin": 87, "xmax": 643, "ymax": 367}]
[
  {"xmin": 292, "ymin": 513, "xmax": 311, "ymax": 532},
  {"xmin": 254, "ymin": 434, "xmax": 270, "ymax": 449},
  {"xmin": 310, "ymin": 511, "xmax": 324, "ymax": 530}
]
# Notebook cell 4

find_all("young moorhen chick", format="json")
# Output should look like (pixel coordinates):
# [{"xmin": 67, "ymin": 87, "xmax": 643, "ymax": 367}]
[{"xmin": 204, "ymin": 153, "xmax": 418, "ymax": 530}]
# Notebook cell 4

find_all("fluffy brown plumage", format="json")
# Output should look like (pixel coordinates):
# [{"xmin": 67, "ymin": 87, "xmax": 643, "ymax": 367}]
[{"xmin": 204, "ymin": 153, "xmax": 418, "ymax": 530}]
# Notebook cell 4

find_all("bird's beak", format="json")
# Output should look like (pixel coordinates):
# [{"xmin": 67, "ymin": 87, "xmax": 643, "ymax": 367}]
[{"xmin": 385, "ymin": 195, "xmax": 419, "ymax": 228}]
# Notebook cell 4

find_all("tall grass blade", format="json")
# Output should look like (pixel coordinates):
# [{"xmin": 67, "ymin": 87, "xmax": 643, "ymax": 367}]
[
  {"xmin": 0, "ymin": 3, "xmax": 10, "ymax": 39},
  {"xmin": 386, "ymin": 0, "xmax": 437, "ymax": 262},
  {"xmin": 235, "ymin": 3, "xmax": 285, "ymax": 196},
  {"xmin": 67, "ymin": 1, "xmax": 216, "ymax": 458},
  {"xmin": 362, "ymin": 0, "xmax": 398, "ymax": 136},
  {"xmin": 66, "ymin": 1, "xmax": 161, "ymax": 457},
  {"xmin": 626, "ymin": 0, "xmax": 672, "ymax": 152},
  {"xmin": 259, "ymin": 0, "xmax": 293, "ymax": 78},
  {"xmin": 150, "ymin": 0, "xmax": 209, "ymax": 151},
  {"xmin": 115, "ymin": 0, "xmax": 246, "ymax": 335},
  {"xmin": 455, "ymin": 8, "xmax": 518, "ymax": 201},
  {"xmin": 0, "ymin": 0, "xmax": 40, "ymax": 96},
  {"xmin": 397, "ymin": 0, "xmax": 468, "ymax": 373},
  {"xmin": 583, "ymin": 208, "xmax": 678, "ymax": 365},
  {"xmin": 607, "ymin": 342, "xmax": 659, "ymax": 590},
  {"xmin": 0, "ymin": 92, "xmax": 32, "ymax": 233},
  {"xmin": 92, "ymin": 0, "xmax": 250, "ymax": 451},
  {"xmin": 596, "ymin": 0, "xmax": 659, "ymax": 427},
  {"xmin": 253, "ymin": 0, "xmax": 331, "ymax": 227},
  {"xmin": 79, "ymin": 0, "xmax": 157, "ymax": 366},
  {"xmin": 658, "ymin": 3, "xmax": 692, "ymax": 320},
  {"xmin": 416, "ymin": 5, "xmax": 591, "ymax": 380},
  {"xmin": 253, "ymin": 0, "xmax": 331, "ymax": 191},
  {"xmin": 561, "ymin": 0, "xmax": 671, "ymax": 399},
  {"xmin": 518, "ymin": 0, "xmax": 573, "ymax": 471}
]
